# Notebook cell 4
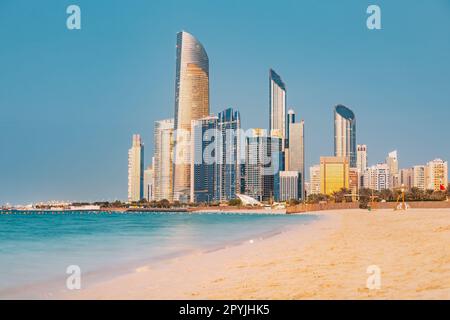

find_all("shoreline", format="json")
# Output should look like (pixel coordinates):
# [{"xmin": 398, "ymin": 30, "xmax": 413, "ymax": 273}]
[
  {"xmin": 62, "ymin": 208, "xmax": 450, "ymax": 300},
  {"xmin": 60, "ymin": 212, "xmax": 336, "ymax": 300},
  {"xmin": 0, "ymin": 212, "xmax": 319, "ymax": 299}
]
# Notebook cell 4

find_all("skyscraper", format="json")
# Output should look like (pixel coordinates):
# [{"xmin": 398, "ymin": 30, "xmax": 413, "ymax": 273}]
[
  {"xmin": 128, "ymin": 134, "xmax": 144, "ymax": 202},
  {"xmin": 320, "ymin": 156, "xmax": 349, "ymax": 195},
  {"xmin": 334, "ymin": 105, "xmax": 356, "ymax": 168},
  {"xmin": 191, "ymin": 115, "xmax": 218, "ymax": 203},
  {"xmin": 357, "ymin": 145, "xmax": 368, "ymax": 173},
  {"xmin": 357, "ymin": 144, "xmax": 368, "ymax": 188},
  {"xmin": 245, "ymin": 129, "xmax": 282, "ymax": 202},
  {"xmin": 215, "ymin": 108, "xmax": 242, "ymax": 201},
  {"xmin": 173, "ymin": 31, "xmax": 209, "ymax": 202},
  {"xmin": 269, "ymin": 69, "xmax": 286, "ymax": 150},
  {"xmin": 144, "ymin": 162, "xmax": 154, "ymax": 202},
  {"xmin": 154, "ymin": 119, "xmax": 174, "ymax": 201},
  {"xmin": 286, "ymin": 108, "xmax": 295, "ymax": 148},
  {"xmin": 288, "ymin": 120, "xmax": 305, "ymax": 199}
]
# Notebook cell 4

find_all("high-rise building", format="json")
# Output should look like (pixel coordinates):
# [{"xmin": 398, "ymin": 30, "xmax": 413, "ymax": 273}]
[
  {"xmin": 386, "ymin": 150, "xmax": 400, "ymax": 189},
  {"xmin": 400, "ymin": 168, "xmax": 414, "ymax": 190},
  {"xmin": 309, "ymin": 164, "xmax": 321, "ymax": 195},
  {"xmin": 128, "ymin": 134, "xmax": 144, "ymax": 202},
  {"xmin": 154, "ymin": 119, "xmax": 174, "ymax": 201},
  {"xmin": 191, "ymin": 116, "xmax": 218, "ymax": 203},
  {"xmin": 356, "ymin": 144, "xmax": 367, "ymax": 188},
  {"xmin": 349, "ymin": 168, "xmax": 359, "ymax": 196},
  {"xmin": 363, "ymin": 163, "xmax": 390, "ymax": 191},
  {"xmin": 286, "ymin": 109, "xmax": 295, "ymax": 148},
  {"xmin": 334, "ymin": 105, "xmax": 356, "ymax": 168},
  {"xmin": 269, "ymin": 69, "xmax": 286, "ymax": 150},
  {"xmin": 320, "ymin": 156, "xmax": 349, "ymax": 195},
  {"xmin": 425, "ymin": 159, "xmax": 448, "ymax": 191},
  {"xmin": 288, "ymin": 120, "xmax": 305, "ymax": 199},
  {"xmin": 215, "ymin": 108, "xmax": 242, "ymax": 201},
  {"xmin": 173, "ymin": 31, "xmax": 210, "ymax": 202},
  {"xmin": 279, "ymin": 171, "xmax": 301, "ymax": 201},
  {"xmin": 245, "ymin": 129, "xmax": 282, "ymax": 202},
  {"xmin": 413, "ymin": 165, "xmax": 426, "ymax": 190},
  {"xmin": 144, "ymin": 161, "xmax": 154, "ymax": 201}
]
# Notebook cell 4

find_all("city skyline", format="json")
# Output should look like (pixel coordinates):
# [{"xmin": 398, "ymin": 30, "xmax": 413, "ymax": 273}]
[{"xmin": 1, "ymin": 1, "xmax": 450, "ymax": 203}]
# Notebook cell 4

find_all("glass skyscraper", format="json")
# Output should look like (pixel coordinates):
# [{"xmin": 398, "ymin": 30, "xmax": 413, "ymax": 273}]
[
  {"xmin": 190, "ymin": 116, "xmax": 218, "ymax": 203},
  {"xmin": 215, "ymin": 108, "xmax": 241, "ymax": 201},
  {"xmin": 245, "ymin": 129, "xmax": 282, "ymax": 202},
  {"xmin": 334, "ymin": 104, "xmax": 356, "ymax": 168},
  {"xmin": 173, "ymin": 31, "xmax": 210, "ymax": 202}
]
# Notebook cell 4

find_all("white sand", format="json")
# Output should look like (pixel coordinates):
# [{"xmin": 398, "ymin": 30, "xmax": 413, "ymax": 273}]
[{"xmin": 62, "ymin": 209, "xmax": 450, "ymax": 300}]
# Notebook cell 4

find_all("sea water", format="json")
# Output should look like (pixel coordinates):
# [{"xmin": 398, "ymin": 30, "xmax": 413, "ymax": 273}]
[{"xmin": 0, "ymin": 211, "xmax": 318, "ymax": 298}]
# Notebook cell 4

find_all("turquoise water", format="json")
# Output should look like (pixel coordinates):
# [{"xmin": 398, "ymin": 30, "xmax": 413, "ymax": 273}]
[{"xmin": 0, "ymin": 211, "xmax": 317, "ymax": 297}]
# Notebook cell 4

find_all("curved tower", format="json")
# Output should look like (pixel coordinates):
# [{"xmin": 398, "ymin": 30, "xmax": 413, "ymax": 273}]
[
  {"xmin": 173, "ymin": 31, "xmax": 210, "ymax": 202},
  {"xmin": 334, "ymin": 104, "xmax": 356, "ymax": 168}
]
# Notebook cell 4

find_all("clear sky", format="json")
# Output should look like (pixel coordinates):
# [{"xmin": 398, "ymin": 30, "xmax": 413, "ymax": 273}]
[{"xmin": 1, "ymin": 0, "xmax": 449, "ymax": 204}]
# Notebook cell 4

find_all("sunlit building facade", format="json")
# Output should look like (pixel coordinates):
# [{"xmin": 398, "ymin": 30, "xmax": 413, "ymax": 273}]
[
  {"xmin": 309, "ymin": 164, "xmax": 321, "ymax": 195},
  {"xmin": 320, "ymin": 156, "xmax": 349, "ymax": 195},
  {"xmin": 269, "ymin": 69, "xmax": 287, "ymax": 150},
  {"xmin": 413, "ymin": 165, "xmax": 426, "ymax": 191},
  {"xmin": 363, "ymin": 163, "xmax": 390, "ymax": 192},
  {"xmin": 334, "ymin": 105, "xmax": 356, "ymax": 168},
  {"xmin": 154, "ymin": 119, "xmax": 174, "ymax": 201},
  {"xmin": 173, "ymin": 31, "xmax": 210, "ymax": 202},
  {"xmin": 287, "ymin": 120, "xmax": 305, "ymax": 199},
  {"xmin": 425, "ymin": 159, "xmax": 448, "ymax": 191},
  {"xmin": 357, "ymin": 144, "xmax": 367, "ymax": 188},
  {"xmin": 144, "ymin": 162, "xmax": 154, "ymax": 202},
  {"xmin": 128, "ymin": 134, "xmax": 144, "ymax": 202}
]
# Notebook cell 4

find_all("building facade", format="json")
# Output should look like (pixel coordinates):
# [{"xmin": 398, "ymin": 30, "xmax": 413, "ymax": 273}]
[
  {"xmin": 287, "ymin": 120, "xmax": 305, "ymax": 199},
  {"xmin": 144, "ymin": 163, "xmax": 154, "ymax": 202},
  {"xmin": 279, "ymin": 171, "xmax": 301, "ymax": 201},
  {"xmin": 128, "ymin": 134, "xmax": 144, "ymax": 202},
  {"xmin": 356, "ymin": 144, "xmax": 367, "ymax": 188},
  {"xmin": 320, "ymin": 156, "xmax": 349, "ymax": 195},
  {"xmin": 215, "ymin": 108, "xmax": 242, "ymax": 201},
  {"xmin": 154, "ymin": 119, "xmax": 174, "ymax": 201},
  {"xmin": 269, "ymin": 69, "xmax": 287, "ymax": 150},
  {"xmin": 309, "ymin": 165, "xmax": 321, "ymax": 195},
  {"xmin": 413, "ymin": 165, "xmax": 426, "ymax": 190},
  {"xmin": 190, "ymin": 116, "xmax": 218, "ymax": 203},
  {"xmin": 386, "ymin": 150, "xmax": 399, "ymax": 189},
  {"xmin": 400, "ymin": 168, "xmax": 414, "ymax": 190},
  {"xmin": 173, "ymin": 31, "xmax": 210, "ymax": 202},
  {"xmin": 245, "ymin": 129, "xmax": 282, "ymax": 202},
  {"xmin": 334, "ymin": 105, "xmax": 356, "ymax": 168},
  {"xmin": 363, "ymin": 163, "xmax": 390, "ymax": 191},
  {"xmin": 425, "ymin": 159, "xmax": 448, "ymax": 191}
]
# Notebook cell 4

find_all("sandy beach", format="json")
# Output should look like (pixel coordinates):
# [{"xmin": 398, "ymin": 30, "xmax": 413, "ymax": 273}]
[{"xmin": 63, "ymin": 208, "xmax": 450, "ymax": 300}]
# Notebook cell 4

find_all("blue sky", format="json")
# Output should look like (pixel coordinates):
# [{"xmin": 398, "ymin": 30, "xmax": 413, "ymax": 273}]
[{"xmin": 1, "ymin": 0, "xmax": 449, "ymax": 204}]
